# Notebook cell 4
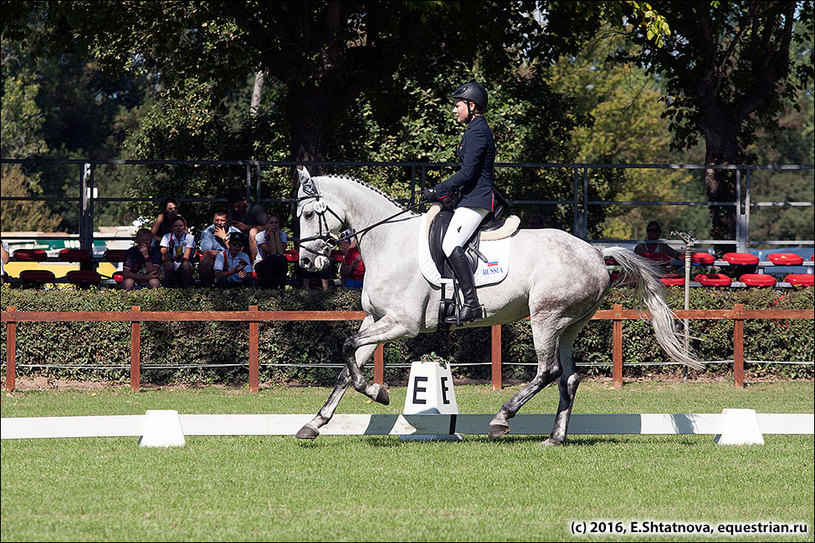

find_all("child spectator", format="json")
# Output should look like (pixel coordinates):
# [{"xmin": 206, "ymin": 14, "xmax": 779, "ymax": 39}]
[
  {"xmin": 214, "ymin": 232, "xmax": 256, "ymax": 288},
  {"xmin": 160, "ymin": 215, "xmax": 195, "ymax": 288},
  {"xmin": 121, "ymin": 228, "xmax": 162, "ymax": 291},
  {"xmin": 338, "ymin": 229, "xmax": 364, "ymax": 289}
]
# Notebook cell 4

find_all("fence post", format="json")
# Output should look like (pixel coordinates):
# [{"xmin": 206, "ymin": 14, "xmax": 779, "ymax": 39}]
[
  {"xmin": 733, "ymin": 303, "xmax": 744, "ymax": 388},
  {"xmin": 491, "ymin": 324, "xmax": 502, "ymax": 390},
  {"xmin": 249, "ymin": 305, "xmax": 259, "ymax": 393},
  {"xmin": 374, "ymin": 344, "xmax": 384, "ymax": 385},
  {"xmin": 5, "ymin": 306, "xmax": 16, "ymax": 392},
  {"xmin": 613, "ymin": 304, "xmax": 623, "ymax": 389},
  {"xmin": 130, "ymin": 306, "xmax": 140, "ymax": 392}
]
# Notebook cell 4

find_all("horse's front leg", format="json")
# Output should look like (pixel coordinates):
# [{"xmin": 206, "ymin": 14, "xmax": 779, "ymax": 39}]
[
  {"xmin": 296, "ymin": 315, "xmax": 379, "ymax": 440},
  {"xmin": 343, "ymin": 314, "xmax": 411, "ymax": 404}
]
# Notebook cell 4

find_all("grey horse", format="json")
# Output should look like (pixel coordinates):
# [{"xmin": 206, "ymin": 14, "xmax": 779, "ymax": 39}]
[{"xmin": 294, "ymin": 168, "xmax": 701, "ymax": 444}]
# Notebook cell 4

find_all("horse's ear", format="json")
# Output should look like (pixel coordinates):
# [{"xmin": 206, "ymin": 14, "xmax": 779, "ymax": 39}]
[{"xmin": 297, "ymin": 166, "xmax": 316, "ymax": 196}]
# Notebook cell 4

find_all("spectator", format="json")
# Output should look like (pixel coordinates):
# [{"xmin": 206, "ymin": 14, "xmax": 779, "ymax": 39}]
[
  {"xmin": 150, "ymin": 197, "xmax": 180, "ymax": 248},
  {"xmin": 254, "ymin": 214, "xmax": 290, "ymax": 289},
  {"xmin": 226, "ymin": 188, "xmax": 267, "ymax": 263},
  {"xmin": 635, "ymin": 220, "xmax": 683, "ymax": 264},
  {"xmin": 198, "ymin": 210, "xmax": 240, "ymax": 287},
  {"xmin": 121, "ymin": 228, "xmax": 161, "ymax": 291},
  {"xmin": 214, "ymin": 232, "xmax": 256, "ymax": 288},
  {"xmin": 527, "ymin": 214, "xmax": 544, "ymax": 228},
  {"xmin": 160, "ymin": 215, "xmax": 195, "ymax": 288},
  {"xmin": 1, "ymin": 239, "xmax": 9, "ymax": 284},
  {"xmin": 338, "ymin": 229, "xmax": 365, "ymax": 289}
]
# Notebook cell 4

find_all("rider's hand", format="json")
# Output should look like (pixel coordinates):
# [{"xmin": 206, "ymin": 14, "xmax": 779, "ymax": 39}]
[{"xmin": 420, "ymin": 188, "xmax": 437, "ymax": 203}]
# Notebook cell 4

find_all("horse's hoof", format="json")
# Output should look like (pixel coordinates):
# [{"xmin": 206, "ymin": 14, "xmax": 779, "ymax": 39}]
[
  {"xmin": 295, "ymin": 425, "xmax": 320, "ymax": 440},
  {"xmin": 488, "ymin": 423, "xmax": 510, "ymax": 439},
  {"xmin": 542, "ymin": 437, "xmax": 564, "ymax": 446},
  {"xmin": 371, "ymin": 384, "xmax": 390, "ymax": 405}
]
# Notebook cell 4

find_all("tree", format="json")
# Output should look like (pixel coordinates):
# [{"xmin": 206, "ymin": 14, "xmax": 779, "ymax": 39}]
[{"xmin": 617, "ymin": 0, "xmax": 814, "ymax": 241}]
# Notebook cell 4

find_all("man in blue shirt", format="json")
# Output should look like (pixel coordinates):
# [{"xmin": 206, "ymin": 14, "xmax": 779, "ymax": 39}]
[{"xmin": 198, "ymin": 210, "xmax": 241, "ymax": 287}]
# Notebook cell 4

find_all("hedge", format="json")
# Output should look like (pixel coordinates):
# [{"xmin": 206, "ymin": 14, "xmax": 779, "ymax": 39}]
[{"xmin": 1, "ymin": 284, "xmax": 812, "ymax": 385}]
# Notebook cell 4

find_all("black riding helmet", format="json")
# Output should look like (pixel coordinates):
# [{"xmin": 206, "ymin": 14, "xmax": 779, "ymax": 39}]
[{"xmin": 450, "ymin": 81, "xmax": 488, "ymax": 113}]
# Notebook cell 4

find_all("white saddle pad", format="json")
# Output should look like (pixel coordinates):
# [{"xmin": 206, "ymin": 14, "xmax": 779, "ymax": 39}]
[{"xmin": 417, "ymin": 207, "xmax": 516, "ymax": 287}]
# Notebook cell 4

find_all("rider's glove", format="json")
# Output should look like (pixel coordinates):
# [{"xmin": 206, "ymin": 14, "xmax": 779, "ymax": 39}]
[{"xmin": 420, "ymin": 188, "xmax": 437, "ymax": 203}]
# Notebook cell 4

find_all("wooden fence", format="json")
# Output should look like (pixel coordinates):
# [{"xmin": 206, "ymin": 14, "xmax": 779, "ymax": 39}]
[{"xmin": 2, "ymin": 304, "xmax": 812, "ymax": 392}]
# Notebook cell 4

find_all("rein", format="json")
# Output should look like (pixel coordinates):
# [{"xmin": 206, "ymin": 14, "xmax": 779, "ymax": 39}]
[{"xmin": 296, "ymin": 193, "xmax": 422, "ymax": 254}]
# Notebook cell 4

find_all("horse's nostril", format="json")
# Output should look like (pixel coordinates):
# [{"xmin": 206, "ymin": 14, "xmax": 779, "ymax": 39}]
[{"xmin": 299, "ymin": 257, "xmax": 311, "ymax": 267}]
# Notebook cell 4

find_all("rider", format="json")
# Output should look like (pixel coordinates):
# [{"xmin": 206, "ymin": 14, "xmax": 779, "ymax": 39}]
[{"xmin": 420, "ymin": 81, "xmax": 496, "ymax": 324}]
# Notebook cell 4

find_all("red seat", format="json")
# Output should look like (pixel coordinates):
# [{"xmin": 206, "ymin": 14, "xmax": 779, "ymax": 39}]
[
  {"xmin": 104, "ymin": 249, "xmax": 128, "ymax": 263},
  {"xmin": 284, "ymin": 249, "xmax": 299, "ymax": 263},
  {"xmin": 659, "ymin": 273, "xmax": 684, "ymax": 286},
  {"xmin": 13, "ymin": 249, "xmax": 48, "ymax": 261},
  {"xmin": 723, "ymin": 252, "xmax": 759, "ymax": 266},
  {"xmin": 59, "ymin": 248, "xmax": 93, "ymax": 262},
  {"xmin": 113, "ymin": 271, "xmax": 125, "ymax": 283},
  {"xmin": 695, "ymin": 273, "xmax": 732, "ymax": 287},
  {"xmin": 739, "ymin": 274, "xmax": 776, "ymax": 287},
  {"xmin": 66, "ymin": 270, "xmax": 101, "ymax": 286},
  {"xmin": 640, "ymin": 251, "xmax": 671, "ymax": 263},
  {"xmin": 784, "ymin": 274, "xmax": 814, "ymax": 286},
  {"xmin": 767, "ymin": 252, "xmax": 804, "ymax": 266},
  {"xmin": 691, "ymin": 252, "xmax": 715, "ymax": 265},
  {"xmin": 19, "ymin": 270, "xmax": 56, "ymax": 284}
]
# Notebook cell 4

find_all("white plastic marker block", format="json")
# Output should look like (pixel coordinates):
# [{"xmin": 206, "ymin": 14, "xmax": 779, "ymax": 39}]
[
  {"xmin": 404, "ymin": 361, "xmax": 458, "ymax": 415},
  {"xmin": 138, "ymin": 410, "xmax": 186, "ymax": 447},
  {"xmin": 402, "ymin": 361, "xmax": 461, "ymax": 441},
  {"xmin": 714, "ymin": 408, "xmax": 764, "ymax": 445}
]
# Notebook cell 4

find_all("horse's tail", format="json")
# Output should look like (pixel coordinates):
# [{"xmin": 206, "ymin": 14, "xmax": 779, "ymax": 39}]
[{"xmin": 602, "ymin": 247, "xmax": 704, "ymax": 371}]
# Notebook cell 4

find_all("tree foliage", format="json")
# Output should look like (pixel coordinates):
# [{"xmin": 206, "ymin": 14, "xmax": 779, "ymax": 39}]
[{"xmin": 615, "ymin": 0, "xmax": 814, "ymax": 240}]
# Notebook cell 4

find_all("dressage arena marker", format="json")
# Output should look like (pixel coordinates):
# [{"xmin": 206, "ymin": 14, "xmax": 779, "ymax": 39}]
[
  {"xmin": 2, "ymin": 411, "xmax": 812, "ymax": 447},
  {"xmin": 401, "ymin": 361, "xmax": 463, "ymax": 442}
]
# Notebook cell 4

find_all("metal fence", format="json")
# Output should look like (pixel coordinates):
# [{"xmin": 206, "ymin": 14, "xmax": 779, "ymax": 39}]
[{"xmin": 2, "ymin": 158, "xmax": 813, "ymax": 253}]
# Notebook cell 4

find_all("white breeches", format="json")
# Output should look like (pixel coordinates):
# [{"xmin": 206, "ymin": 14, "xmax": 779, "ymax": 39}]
[{"xmin": 442, "ymin": 206, "xmax": 489, "ymax": 257}]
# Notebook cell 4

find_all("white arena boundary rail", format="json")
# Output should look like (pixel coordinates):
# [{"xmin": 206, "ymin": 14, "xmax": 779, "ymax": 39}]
[{"xmin": 2, "ymin": 410, "xmax": 813, "ymax": 447}]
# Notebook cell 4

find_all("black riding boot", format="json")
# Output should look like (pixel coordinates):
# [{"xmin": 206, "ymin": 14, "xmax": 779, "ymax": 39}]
[{"xmin": 445, "ymin": 246, "xmax": 482, "ymax": 324}]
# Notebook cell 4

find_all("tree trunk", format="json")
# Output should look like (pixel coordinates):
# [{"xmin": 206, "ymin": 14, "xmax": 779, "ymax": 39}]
[{"xmin": 249, "ymin": 70, "xmax": 265, "ymax": 117}]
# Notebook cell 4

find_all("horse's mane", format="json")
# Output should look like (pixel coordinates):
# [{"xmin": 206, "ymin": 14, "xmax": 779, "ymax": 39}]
[{"xmin": 324, "ymin": 174, "xmax": 419, "ymax": 217}]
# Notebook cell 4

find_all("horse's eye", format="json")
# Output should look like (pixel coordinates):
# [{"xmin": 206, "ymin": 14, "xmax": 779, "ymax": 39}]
[{"xmin": 304, "ymin": 210, "xmax": 314, "ymax": 219}]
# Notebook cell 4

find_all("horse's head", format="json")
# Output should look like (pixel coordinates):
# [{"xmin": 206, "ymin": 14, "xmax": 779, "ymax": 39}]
[{"xmin": 296, "ymin": 169, "xmax": 344, "ymax": 271}]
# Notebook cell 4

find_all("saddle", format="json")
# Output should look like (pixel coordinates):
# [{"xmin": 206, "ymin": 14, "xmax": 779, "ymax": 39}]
[{"xmin": 422, "ymin": 195, "xmax": 520, "ymax": 327}]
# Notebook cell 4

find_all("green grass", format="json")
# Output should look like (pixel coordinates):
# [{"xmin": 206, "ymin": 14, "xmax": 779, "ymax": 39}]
[{"xmin": 2, "ymin": 382, "xmax": 814, "ymax": 542}]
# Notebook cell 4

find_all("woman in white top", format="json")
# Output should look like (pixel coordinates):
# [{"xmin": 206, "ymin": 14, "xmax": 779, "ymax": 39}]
[
  {"xmin": 159, "ymin": 215, "xmax": 195, "ymax": 287},
  {"xmin": 253, "ymin": 214, "xmax": 290, "ymax": 289}
]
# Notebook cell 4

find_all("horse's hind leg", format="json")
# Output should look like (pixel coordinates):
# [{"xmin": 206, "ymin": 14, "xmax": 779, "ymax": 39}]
[
  {"xmin": 489, "ymin": 316, "xmax": 562, "ymax": 439},
  {"xmin": 545, "ymin": 328, "xmax": 581, "ymax": 445}
]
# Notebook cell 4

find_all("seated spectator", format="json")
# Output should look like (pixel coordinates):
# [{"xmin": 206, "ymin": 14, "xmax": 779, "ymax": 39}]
[
  {"xmin": 338, "ymin": 229, "xmax": 365, "ymax": 289},
  {"xmin": 527, "ymin": 214, "xmax": 544, "ymax": 228},
  {"xmin": 121, "ymin": 228, "xmax": 162, "ymax": 291},
  {"xmin": 254, "ymin": 214, "xmax": 290, "ymax": 289},
  {"xmin": 198, "ymin": 210, "xmax": 240, "ymax": 287},
  {"xmin": 160, "ymin": 215, "xmax": 195, "ymax": 288},
  {"xmin": 151, "ymin": 197, "xmax": 180, "ymax": 248},
  {"xmin": 226, "ymin": 188, "xmax": 267, "ymax": 263},
  {"xmin": 214, "ymin": 232, "xmax": 256, "ymax": 288},
  {"xmin": 1, "ymin": 238, "xmax": 9, "ymax": 284},
  {"xmin": 635, "ymin": 220, "xmax": 683, "ymax": 274}
]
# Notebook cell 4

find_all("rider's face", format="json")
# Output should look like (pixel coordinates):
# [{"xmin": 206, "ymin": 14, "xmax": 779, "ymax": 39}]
[{"xmin": 453, "ymin": 99, "xmax": 471, "ymax": 123}]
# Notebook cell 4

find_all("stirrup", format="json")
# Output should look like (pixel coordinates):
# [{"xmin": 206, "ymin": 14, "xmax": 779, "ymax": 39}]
[{"xmin": 444, "ymin": 304, "xmax": 483, "ymax": 325}]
